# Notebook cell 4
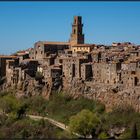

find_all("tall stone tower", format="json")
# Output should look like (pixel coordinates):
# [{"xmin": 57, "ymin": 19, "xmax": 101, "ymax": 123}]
[{"xmin": 70, "ymin": 16, "xmax": 84, "ymax": 46}]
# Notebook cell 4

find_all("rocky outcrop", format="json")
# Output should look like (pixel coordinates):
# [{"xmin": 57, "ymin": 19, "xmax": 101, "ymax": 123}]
[
  {"xmin": 108, "ymin": 126, "xmax": 126, "ymax": 139},
  {"xmin": 63, "ymin": 80, "xmax": 140, "ymax": 112}
]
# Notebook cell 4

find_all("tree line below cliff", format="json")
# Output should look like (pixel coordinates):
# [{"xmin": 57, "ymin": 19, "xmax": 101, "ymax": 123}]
[{"xmin": 0, "ymin": 90, "xmax": 140, "ymax": 139}]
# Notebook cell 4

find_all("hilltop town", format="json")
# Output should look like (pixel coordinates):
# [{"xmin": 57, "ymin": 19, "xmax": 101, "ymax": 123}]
[{"xmin": 0, "ymin": 16, "xmax": 140, "ymax": 111}]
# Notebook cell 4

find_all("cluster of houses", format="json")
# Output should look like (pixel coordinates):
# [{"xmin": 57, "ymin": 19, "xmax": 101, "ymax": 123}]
[{"xmin": 1, "ymin": 16, "xmax": 140, "ymax": 93}]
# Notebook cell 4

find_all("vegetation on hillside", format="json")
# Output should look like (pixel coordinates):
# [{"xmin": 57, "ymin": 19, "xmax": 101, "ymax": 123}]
[
  {"xmin": 0, "ymin": 114, "xmax": 62, "ymax": 138},
  {"xmin": 19, "ymin": 92, "xmax": 105, "ymax": 124},
  {"xmin": 0, "ymin": 90, "xmax": 140, "ymax": 139},
  {"xmin": 69, "ymin": 109, "xmax": 100, "ymax": 138}
]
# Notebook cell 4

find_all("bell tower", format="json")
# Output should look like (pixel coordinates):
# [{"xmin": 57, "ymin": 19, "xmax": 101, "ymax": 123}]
[{"xmin": 70, "ymin": 16, "xmax": 84, "ymax": 45}]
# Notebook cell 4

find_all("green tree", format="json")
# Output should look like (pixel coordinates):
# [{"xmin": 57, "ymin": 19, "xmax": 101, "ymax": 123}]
[
  {"xmin": 69, "ymin": 109, "xmax": 100, "ymax": 138},
  {"xmin": 0, "ymin": 94, "xmax": 21, "ymax": 113}
]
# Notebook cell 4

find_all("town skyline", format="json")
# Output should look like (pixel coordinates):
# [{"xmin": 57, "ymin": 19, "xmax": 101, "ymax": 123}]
[
  {"xmin": 1, "ymin": 2, "xmax": 140, "ymax": 54},
  {"xmin": 0, "ymin": 15, "xmax": 140, "ymax": 138}
]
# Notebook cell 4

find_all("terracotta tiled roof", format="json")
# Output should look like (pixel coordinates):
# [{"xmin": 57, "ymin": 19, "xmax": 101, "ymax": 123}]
[
  {"xmin": 17, "ymin": 50, "xmax": 26, "ymax": 53},
  {"xmin": 17, "ymin": 53, "xmax": 28, "ymax": 56},
  {"xmin": 36, "ymin": 41, "xmax": 70, "ymax": 45},
  {"xmin": 72, "ymin": 44, "xmax": 95, "ymax": 47},
  {"xmin": 0, "ymin": 55, "xmax": 17, "ymax": 59},
  {"xmin": 6, "ymin": 59, "xmax": 15, "ymax": 62}
]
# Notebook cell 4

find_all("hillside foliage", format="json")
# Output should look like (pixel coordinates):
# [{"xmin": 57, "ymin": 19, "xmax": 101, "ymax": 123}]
[{"xmin": 0, "ymin": 90, "xmax": 140, "ymax": 138}]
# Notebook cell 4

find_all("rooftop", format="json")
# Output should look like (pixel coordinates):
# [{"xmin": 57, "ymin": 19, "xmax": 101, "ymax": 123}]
[
  {"xmin": 36, "ymin": 41, "xmax": 70, "ymax": 46},
  {"xmin": 0, "ymin": 55, "xmax": 17, "ymax": 59},
  {"xmin": 72, "ymin": 44, "xmax": 95, "ymax": 47}
]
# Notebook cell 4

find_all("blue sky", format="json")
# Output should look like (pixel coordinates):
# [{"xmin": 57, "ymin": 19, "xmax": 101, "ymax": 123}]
[{"xmin": 0, "ymin": 2, "xmax": 140, "ymax": 54}]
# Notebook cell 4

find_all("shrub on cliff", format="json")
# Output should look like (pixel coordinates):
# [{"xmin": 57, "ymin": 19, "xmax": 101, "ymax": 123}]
[{"xmin": 69, "ymin": 109, "xmax": 100, "ymax": 138}]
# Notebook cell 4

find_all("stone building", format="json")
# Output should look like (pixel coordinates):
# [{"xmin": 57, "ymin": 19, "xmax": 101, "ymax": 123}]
[
  {"xmin": 20, "ymin": 59, "xmax": 38, "ymax": 77},
  {"xmin": 62, "ymin": 55, "xmax": 90, "ymax": 81},
  {"xmin": 81, "ymin": 63, "xmax": 93, "ymax": 81},
  {"xmin": 5, "ymin": 58, "xmax": 38, "ymax": 87},
  {"xmin": 120, "ymin": 58, "xmax": 140, "ymax": 88},
  {"xmin": 34, "ymin": 41, "xmax": 69, "ymax": 60},
  {"xmin": 29, "ymin": 48, "xmax": 35, "ymax": 59},
  {"xmin": 6, "ymin": 59, "xmax": 22, "ymax": 86},
  {"xmin": 102, "ymin": 62, "xmax": 121, "ymax": 85},
  {"xmin": 71, "ymin": 44, "xmax": 95, "ymax": 53},
  {"xmin": 92, "ymin": 62, "xmax": 102, "ymax": 83},
  {"xmin": 11, "ymin": 68, "xmax": 22, "ymax": 86},
  {"xmin": 91, "ymin": 51, "xmax": 101, "ymax": 62},
  {"xmin": 92, "ymin": 61, "xmax": 121, "ymax": 85},
  {"xmin": 50, "ymin": 65, "xmax": 62, "ymax": 87},
  {"xmin": 0, "ymin": 55, "xmax": 17, "ymax": 79},
  {"xmin": 6, "ymin": 60, "xmax": 14, "ymax": 85},
  {"xmin": 120, "ymin": 70, "xmax": 138, "ymax": 88},
  {"xmin": 40, "ymin": 64, "xmax": 62, "ymax": 90},
  {"xmin": 16, "ymin": 51, "xmax": 29, "ymax": 63},
  {"xmin": 122, "ymin": 60, "xmax": 137, "ymax": 71},
  {"xmin": 43, "ymin": 55, "xmax": 57, "ymax": 66}
]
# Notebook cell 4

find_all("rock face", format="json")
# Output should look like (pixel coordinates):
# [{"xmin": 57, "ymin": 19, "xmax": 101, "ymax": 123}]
[
  {"xmin": 108, "ymin": 126, "xmax": 126, "ymax": 139},
  {"xmin": 13, "ymin": 75, "xmax": 62, "ymax": 100},
  {"xmin": 62, "ymin": 80, "xmax": 140, "ymax": 112},
  {"xmin": 15, "ymin": 79, "xmax": 41, "ymax": 98}
]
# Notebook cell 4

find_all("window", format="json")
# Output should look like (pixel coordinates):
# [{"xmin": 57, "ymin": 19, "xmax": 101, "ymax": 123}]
[{"xmin": 73, "ymin": 29, "xmax": 76, "ymax": 34}]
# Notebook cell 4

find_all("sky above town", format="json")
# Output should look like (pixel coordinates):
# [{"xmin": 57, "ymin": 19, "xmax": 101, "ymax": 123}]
[{"xmin": 0, "ymin": 2, "xmax": 140, "ymax": 54}]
